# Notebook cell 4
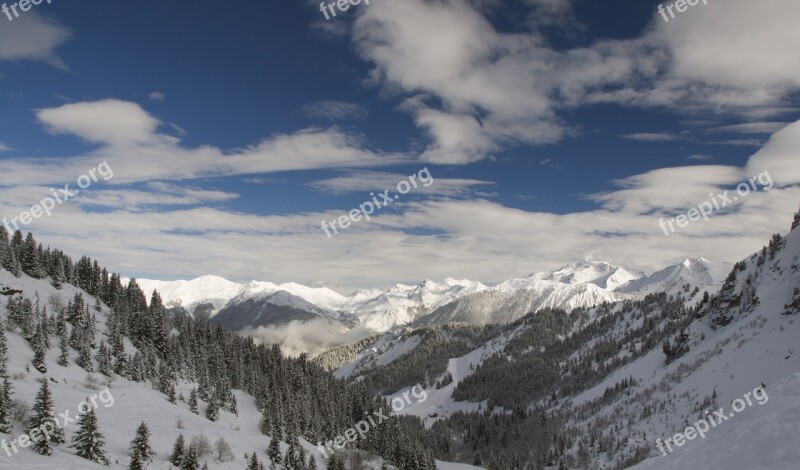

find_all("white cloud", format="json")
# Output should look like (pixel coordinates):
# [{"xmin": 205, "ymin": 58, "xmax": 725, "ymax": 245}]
[
  {"xmin": 346, "ymin": 0, "xmax": 800, "ymax": 164},
  {"xmin": 0, "ymin": 142, "xmax": 12, "ymax": 152},
  {"xmin": 0, "ymin": 12, "xmax": 71, "ymax": 67},
  {"xmin": 705, "ymin": 122, "xmax": 791, "ymax": 135},
  {"xmin": 0, "ymin": 99, "xmax": 412, "ymax": 187}
]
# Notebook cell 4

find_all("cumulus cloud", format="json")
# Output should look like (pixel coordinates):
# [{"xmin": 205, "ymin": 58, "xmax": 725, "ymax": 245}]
[{"xmin": 346, "ymin": 0, "xmax": 800, "ymax": 164}]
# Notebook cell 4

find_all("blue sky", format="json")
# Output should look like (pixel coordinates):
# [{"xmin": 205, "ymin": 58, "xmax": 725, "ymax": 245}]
[{"xmin": 0, "ymin": 0, "xmax": 799, "ymax": 292}]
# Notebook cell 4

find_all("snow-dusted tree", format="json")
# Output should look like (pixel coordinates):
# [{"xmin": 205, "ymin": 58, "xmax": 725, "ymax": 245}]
[
  {"xmin": 128, "ymin": 421, "xmax": 156, "ymax": 470},
  {"xmin": 214, "ymin": 437, "xmax": 233, "ymax": 462},
  {"xmin": 76, "ymin": 342, "xmax": 94, "ymax": 372},
  {"xmin": 205, "ymin": 397, "xmax": 218, "ymax": 422},
  {"xmin": 793, "ymin": 206, "xmax": 800, "ymax": 231},
  {"xmin": 71, "ymin": 406, "xmax": 110, "ymax": 465},
  {"xmin": 0, "ymin": 378, "xmax": 12, "ymax": 433},
  {"xmin": 32, "ymin": 338, "xmax": 47, "ymax": 374},
  {"xmin": 308, "ymin": 455, "xmax": 318, "ymax": 470},
  {"xmin": 28, "ymin": 379, "xmax": 65, "ymax": 455},
  {"xmin": 267, "ymin": 432, "xmax": 282, "ymax": 463},
  {"xmin": 189, "ymin": 387, "xmax": 198, "ymax": 414},
  {"xmin": 170, "ymin": 434, "xmax": 186, "ymax": 466},
  {"xmin": 57, "ymin": 329, "xmax": 70, "ymax": 367},
  {"xmin": 96, "ymin": 341, "xmax": 112, "ymax": 376},
  {"xmin": 247, "ymin": 453, "xmax": 261, "ymax": 470},
  {"xmin": 0, "ymin": 323, "xmax": 7, "ymax": 378},
  {"xmin": 181, "ymin": 445, "xmax": 199, "ymax": 470},
  {"xmin": 21, "ymin": 232, "xmax": 43, "ymax": 279}
]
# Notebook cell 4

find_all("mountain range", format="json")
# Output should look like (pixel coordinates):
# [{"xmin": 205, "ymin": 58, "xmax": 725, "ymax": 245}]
[{"xmin": 133, "ymin": 258, "xmax": 731, "ymax": 335}]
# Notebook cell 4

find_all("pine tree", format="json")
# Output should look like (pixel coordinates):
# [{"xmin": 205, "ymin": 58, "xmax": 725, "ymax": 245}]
[
  {"xmin": 77, "ymin": 342, "xmax": 94, "ymax": 372},
  {"xmin": 128, "ymin": 421, "xmax": 156, "ymax": 470},
  {"xmin": 205, "ymin": 397, "xmax": 219, "ymax": 422},
  {"xmin": 21, "ymin": 232, "xmax": 43, "ymax": 279},
  {"xmin": 170, "ymin": 434, "xmax": 186, "ymax": 466},
  {"xmin": 189, "ymin": 387, "xmax": 198, "ymax": 414},
  {"xmin": 793, "ymin": 206, "xmax": 800, "ymax": 231},
  {"xmin": 28, "ymin": 380, "xmax": 65, "ymax": 455},
  {"xmin": 248, "ymin": 452, "xmax": 261, "ymax": 470},
  {"xmin": 181, "ymin": 445, "xmax": 199, "ymax": 470},
  {"xmin": 0, "ymin": 378, "xmax": 12, "ymax": 434},
  {"xmin": 308, "ymin": 455, "xmax": 318, "ymax": 470},
  {"xmin": 267, "ymin": 434, "xmax": 282, "ymax": 463},
  {"xmin": 57, "ymin": 329, "xmax": 70, "ymax": 367},
  {"xmin": 71, "ymin": 406, "xmax": 110, "ymax": 465},
  {"xmin": 0, "ymin": 323, "xmax": 7, "ymax": 378},
  {"xmin": 32, "ymin": 339, "xmax": 47, "ymax": 374}
]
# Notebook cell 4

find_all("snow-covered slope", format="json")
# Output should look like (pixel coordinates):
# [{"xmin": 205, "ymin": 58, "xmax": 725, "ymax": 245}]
[
  {"xmin": 132, "ymin": 275, "xmax": 242, "ymax": 319},
  {"xmin": 418, "ymin": 276, "xmax": 629, "ymax": 326},
  {"xmin": 616, "ymin": 257, "xmax": 731, "ymax": 303},
  {"xmin": 338, "ymin": 279, "xmax": 489, "ymax": 331}
]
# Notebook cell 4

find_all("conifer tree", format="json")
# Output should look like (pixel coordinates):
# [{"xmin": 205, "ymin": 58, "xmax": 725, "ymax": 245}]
[
  {"xmin": 248, "ymin": 452, "xmax": 261, "ymax": 470},
  {"xmin": 57, "ymin": 329, "xmax": 70, "ymax": 367},
  {"xmin": 21, "ymin": 232, "xmax": 43, "ymax": 279},
  {"xmin": 128, "ymin": 421, "xmax": 156, "ymax": 470},
  {"xmin": 189, "ymin": 387, "xmax": 198, "ymax": 414},
  {"xmin": 71, "ymin": 406, "xmax": 110, "ymax": 465},
  {"xmin": 308, "ymin": 455, "xmax": 318, "ymax": 470},
  {"xmin": 77, "ymin": 342, "xmax": 94, "ymax": 372},
  {"xmin": 0, "ymin": 323, "xmax": 7, "ymax": 378},
  {"xmin": 32, "ymin": 339, "xmax": 47, "ymax": 374},
  {"xmin": 205, "ymin": 397, "xmax": 219, "ymax": 422},
  {"xmin": 267, "ymin": 434, "xmax": 282, "ymax": 463},
  {"xmin": 28, "ymin": 380, "xmax": 65, "ymax": 455},
  {"xmin": 181, "ymin": 445, "xmax": 199, "ymax": 470},
  {"xmin": 0, "ymin": 378, "xmax": 12, "ymax": 434},
  {"xmin": 170, "ymin": 434, "xmax": 186, "ymax": 466}
]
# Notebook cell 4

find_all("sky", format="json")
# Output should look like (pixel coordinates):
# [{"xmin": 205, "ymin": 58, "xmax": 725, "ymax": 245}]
[{"xmin": 0, "ymin": 0, "xmax": 799, "ymax": 293}]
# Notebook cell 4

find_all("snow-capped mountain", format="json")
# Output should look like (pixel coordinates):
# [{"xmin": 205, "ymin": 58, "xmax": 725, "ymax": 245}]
[
  {"xmin": 321, "ymin": 214, "xmax": 800, "ymax": 469},
  {"xmin": 534, "ymin": 260, "xmax": 643, "ymax": 290},
  {"xmin": 133, "ymin": 259, "xmax": 729, "ymax": 333},
  {"xmin": 616, "ymin": 257, "xmax": 732, "ymax": 301},
  {"xmin": 132, "ymin": 275, "xmax": 241, "ymax": 319},
  {"xmin": 134, "ymin": 276, "xmax": 488, "ymax": 333},
  {"xmin": 417, "ymin": 275, "xmax": 629, "ymax": 326},
  {"xmin": 339, "ymin": 279, "xmax": 489, "ymax": 331}
]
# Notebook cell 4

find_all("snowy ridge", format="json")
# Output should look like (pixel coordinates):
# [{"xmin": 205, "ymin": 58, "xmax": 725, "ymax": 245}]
[
  {"xmin": 534, "ymin": 260, "xmax": 643, "ymax": 290},
  {"xmin": 617, "ymin": 257, "xmax": 732, "ymax": 301},
  {"xmin": 133, "ymin": 258, "xmax": 729, "ymax": 333}
]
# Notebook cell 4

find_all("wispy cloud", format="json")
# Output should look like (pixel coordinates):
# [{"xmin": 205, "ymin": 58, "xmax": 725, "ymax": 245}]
[
  {"xmin": 622, "ymin": 133, "xmax": 677, "ymax": 142},
  {"xmin": 302, "ymin": 100, "xmax": 367, "ymax": 121},
  {"xmin": 308, "ymin": 171, "xmax": 493, "ymax": 196},
  {"xmin": 148, "ymin": 91, "xmax": 166, "ymax": 102}
]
